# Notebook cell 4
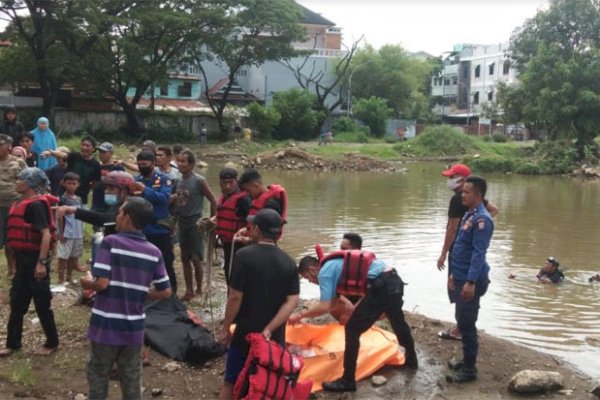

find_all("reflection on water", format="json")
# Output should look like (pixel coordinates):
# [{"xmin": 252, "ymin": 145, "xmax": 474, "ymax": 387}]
[{"xmin": 202, "ymin": 161, "xmax": 600, "ymax": 378}]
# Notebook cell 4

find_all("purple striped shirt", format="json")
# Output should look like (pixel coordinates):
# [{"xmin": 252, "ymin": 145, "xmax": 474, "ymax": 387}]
[{"xmin": 87, "ymin": 232, "xmax": 170, "ymax": 346}]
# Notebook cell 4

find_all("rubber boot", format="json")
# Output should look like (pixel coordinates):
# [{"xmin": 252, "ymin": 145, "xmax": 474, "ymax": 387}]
[
  {"xmin": 446, "ymin": 365, "xmax": 477, "ymax": 383},
  {"xmin": 322, "ymin": 377, "xmax": 357, "ymax": 392}
]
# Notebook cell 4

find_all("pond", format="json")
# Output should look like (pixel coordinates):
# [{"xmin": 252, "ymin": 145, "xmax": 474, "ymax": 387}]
[{"xmin": 202, "ymin": 161, "xmax": 600, "ymax": 379}]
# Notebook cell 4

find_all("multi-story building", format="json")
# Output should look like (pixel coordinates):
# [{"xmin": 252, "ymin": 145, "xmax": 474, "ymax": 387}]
[{"xmin": 432, "ymin": 43, "xmax": 519, "ymax": 121}]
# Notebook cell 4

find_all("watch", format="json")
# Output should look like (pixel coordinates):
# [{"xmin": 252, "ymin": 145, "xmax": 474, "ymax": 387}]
[{"xmin": 38, "ymin": 257, "xmax": 50, "ymax": 264}]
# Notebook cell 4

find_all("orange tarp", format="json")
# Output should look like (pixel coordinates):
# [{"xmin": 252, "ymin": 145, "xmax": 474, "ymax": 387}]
[{"xmin": 285, "ymin": 323, "xmax": 405, "ymax": 392}]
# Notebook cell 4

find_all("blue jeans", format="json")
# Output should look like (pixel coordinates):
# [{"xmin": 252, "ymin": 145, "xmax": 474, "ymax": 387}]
[{"xmin": 450, "ymin": 278, "xmax": 489, "ymax": 367}]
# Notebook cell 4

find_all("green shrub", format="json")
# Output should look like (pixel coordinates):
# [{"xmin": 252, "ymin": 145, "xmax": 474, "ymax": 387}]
[
  {"xmin": 515, "ymin": 162, "xmax": 543, "ymax": 174},
  {"xmin": 492, "ymin": 133, "xmax": 508, "ymax": 143},
  {"xmin": 332, "ymin": 116, "xmax": 356, "ymax": 133},
  {"xmin": 469, "ymin": 156, "xmax": 516, "ymax": 173},
  {"xmin": 333, "ymin": 131, "xmax": 370, "ymax": 143},
  {"xmin": 246, "ymin": 102, "xmax": 281, "ymax": 140},
  {"xmin": 353, "ymin": 96, "xmax": 391, "ymax": 137},
  {"xmin": 410, "ymin": 125, "xmax": 479, "ymax": 156},
  {"xmin": 272, "ymin": 89, "xmax": 321, "ymax": 141}
]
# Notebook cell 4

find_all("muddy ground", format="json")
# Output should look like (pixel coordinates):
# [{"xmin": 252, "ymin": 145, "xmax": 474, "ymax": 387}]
[{"xmin": 0, "ymin": 247, "xmax": 598, "ymax": 400}]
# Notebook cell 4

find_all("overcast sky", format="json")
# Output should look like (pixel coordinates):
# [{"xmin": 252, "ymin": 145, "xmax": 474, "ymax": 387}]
[{"xmin": 297, "ymin": 0, "xmax": 549, "ymax": 56}]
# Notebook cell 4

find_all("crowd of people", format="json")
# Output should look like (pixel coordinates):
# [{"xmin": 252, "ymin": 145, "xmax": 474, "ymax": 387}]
[{"xmin": 0, "ymin": 105, "xmax": 575, "ymax": 398}]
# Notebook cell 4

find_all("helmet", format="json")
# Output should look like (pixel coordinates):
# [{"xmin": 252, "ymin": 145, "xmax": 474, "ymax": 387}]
[{"xmin": 103, "ymin": 171, "xmax": 136, "ymax": 194}]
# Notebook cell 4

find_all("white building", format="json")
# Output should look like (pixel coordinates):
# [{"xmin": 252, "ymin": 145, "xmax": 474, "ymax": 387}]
[{"xmin": 432, "ymin": 43, "xmax": 519, "ymax": 120}]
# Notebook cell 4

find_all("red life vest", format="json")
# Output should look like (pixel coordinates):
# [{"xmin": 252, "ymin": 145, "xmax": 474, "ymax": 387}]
[
  {"xmin": 247, "ymin": 184, "xmax": 287, "ymax": 239},
  {"xmin": 320, "ymin": 250, "xmax": 377, "ymax": 297},
  {"xmin": 6, "ymin": 195, "xmax": 58, "ymax": 252},
  {"xmin": 233, "ymin": 333, "xmax": 311, "ymax": 400},
  {"xmin": 215, "ymin": 190, "xmax": 248, "ymax": 243}
]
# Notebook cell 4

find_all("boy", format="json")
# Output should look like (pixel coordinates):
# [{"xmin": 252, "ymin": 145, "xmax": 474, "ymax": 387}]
[
  {"xmin": 18, "ymin": 131, "xmax": 37, "ymax": 167},
  {"xmin": 1, "ymin": 167, "xmax": 59, "ymax": 356},
  {"xmin": 172, "ymin": 150, "xmax": 216, "ymax": 300},
  {"xmin": 57, "ymin": 172, "xmax": 86, "ymax": 283},
  {"xmin": 81, "ymin": 197, "xmax": 171, "ymax": 399},
  {"xmin": 45, "ymin": 146, "xmax": 70, "ymax": 196}
]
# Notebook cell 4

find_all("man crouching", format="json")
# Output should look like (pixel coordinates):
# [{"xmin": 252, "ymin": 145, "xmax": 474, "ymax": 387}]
[{"xmin": 290, "ymin": 252, "xmax": 417, "ymax": 392}]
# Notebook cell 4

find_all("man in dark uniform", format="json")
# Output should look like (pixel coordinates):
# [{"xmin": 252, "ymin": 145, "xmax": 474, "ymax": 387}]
[
  {"xmin": 446, "ymin": 176, "xmax": 494, "ymax": 384},
  {"xmin": 0, "ymin": 167, "xmax": 59, "ymax": 356},
  {"xmin": 134, "ymin": 151, "xmax": 176, "ymax": 295},
  {"xmin": 292, "ymin": 253, "xmax": 417, "ymax": 392}
]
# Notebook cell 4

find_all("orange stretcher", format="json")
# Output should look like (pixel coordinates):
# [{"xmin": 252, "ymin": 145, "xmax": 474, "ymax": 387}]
[{"xmin": 285, "ymin": 323, "xmax": 405, "ymax": 392}]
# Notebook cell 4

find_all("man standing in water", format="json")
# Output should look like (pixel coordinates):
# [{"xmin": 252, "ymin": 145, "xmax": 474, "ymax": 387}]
[{"xmin": 446, "ymin": 176, "xmax": 494, "ymax": 384}]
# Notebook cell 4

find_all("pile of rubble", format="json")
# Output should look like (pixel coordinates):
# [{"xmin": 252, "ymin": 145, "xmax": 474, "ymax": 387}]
[{"xmin": 238, "ymin": 146, "xmax": 398, "ymax": 172}]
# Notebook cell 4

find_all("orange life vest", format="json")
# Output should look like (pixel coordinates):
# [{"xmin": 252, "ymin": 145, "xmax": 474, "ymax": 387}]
[
  {"xmin": 215, "ymin": 190, "xmax": 248, "ymax": 243},
  {"xmin": 6, "ymin": 195, "xmax": 58, "ymax": 252},
  {"xmin": 320, "ymin": 250, "xmax": 377, "ymax": 297},
  {"xmin": 247, "ymin": 184, "xmax": 287, "ymax": 239}
]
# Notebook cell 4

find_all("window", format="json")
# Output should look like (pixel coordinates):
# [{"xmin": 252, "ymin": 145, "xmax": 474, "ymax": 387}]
[
  {"xmin": 238, "ymin": 69, "xmax": 247, "ymax": 77},
  {"xmin": 444, "ymin": 78, "xmax": 450, "ymax": 86},
  {"xmin": 159, "ymin": 83, "xmax": 168, "ymax": 96},
  {"xmin": 474, "ymin": 65, "xmax": 481, "ymax": 78},
  {"xmin": 473, "ymin": 91, "xmax": 479, "ymax": 105},
  {"xmin": 489, "ymin": 63, "xmax": 495, "ymax": 75},
  {"xmin": 487, "ymin": 90, "xmax": 493, "ymax": 101},
  {"xmin": 452, "ymin": 77, "xmax": 458, "ymax": 85},
  {"xmin": 177, "ymin": 82, "xmax": 192, "ymax": 97},
  {"xmin": 503, "ymin": 61, "xmax": 510, "ymax": 75}
]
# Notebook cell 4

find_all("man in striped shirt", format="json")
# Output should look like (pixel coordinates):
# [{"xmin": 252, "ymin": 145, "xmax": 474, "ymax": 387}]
[{"xmin": 80, "ymin": 197, "xmax": 171, "ymax": 400}]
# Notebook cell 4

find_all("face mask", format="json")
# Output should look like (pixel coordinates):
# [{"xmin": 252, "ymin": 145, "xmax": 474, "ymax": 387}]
[
  {"xmin": 447, "ymin": 177, "xmax": 462, "ymax": 191},
  {"xmin": 104, "ymin": 193, "xmax": 118, "ymax": 206},
  {"xmin": 139, "ymin": 166, "xmax": 154, "ymax": 175}
]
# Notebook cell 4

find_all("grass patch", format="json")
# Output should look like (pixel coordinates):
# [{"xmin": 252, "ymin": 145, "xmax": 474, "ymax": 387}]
[
  {"xmin": 394, "ymin": 125, "xmax": 480, "ymax": 156},
  {"xmin": 332, "ymin": 131, "xmax": 370, "ymax": 143},
  {"xmin": 0, "ymin": 354, "xmax": 36, "ymax": 387}
]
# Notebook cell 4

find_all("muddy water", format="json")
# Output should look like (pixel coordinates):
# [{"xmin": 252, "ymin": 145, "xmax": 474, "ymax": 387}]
[{"xmin": 202, "ymin": 161, "xmax": 600, "ymax": 379}]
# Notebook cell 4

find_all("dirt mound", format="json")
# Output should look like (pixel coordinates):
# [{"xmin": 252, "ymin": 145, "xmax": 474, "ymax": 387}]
[{"xmin": 241, "ymin": 146, "xmax": 397, "ymax": 172}]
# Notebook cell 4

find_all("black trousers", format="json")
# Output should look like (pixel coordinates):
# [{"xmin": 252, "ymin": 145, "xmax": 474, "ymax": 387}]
[
  {"xmin": 222, "ymin": 241, "xmax": 243, "ymax": 285},
  {"xmin": 343, "ymin": 270, "xmax": 416, "ymax": 382},
  {"xmin": 147, "ymin": 233, "xmax": 176, "ymax": 295},
  {"xmin": 6, "ymin": 252, "xmax": 59, "ymax": 350}
]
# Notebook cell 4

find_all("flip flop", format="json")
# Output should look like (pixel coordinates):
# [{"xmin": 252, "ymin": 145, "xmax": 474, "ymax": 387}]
[{"xmin": 438, "ymin": 329, "xmax": 462, "ymax": 341}]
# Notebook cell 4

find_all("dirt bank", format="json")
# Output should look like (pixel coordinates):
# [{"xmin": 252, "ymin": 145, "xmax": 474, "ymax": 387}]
[{"xmin": 0, "ymin": 250, "xmax": 597, "ymax": 400}]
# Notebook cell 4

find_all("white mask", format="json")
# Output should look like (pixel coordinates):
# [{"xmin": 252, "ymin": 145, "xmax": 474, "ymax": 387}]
[{"xmin": 447, "ymin": 177, "xmax": 463, "ymax": 191}]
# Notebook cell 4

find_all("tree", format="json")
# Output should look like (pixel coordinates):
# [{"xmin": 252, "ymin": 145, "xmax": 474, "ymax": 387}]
[
  {"xmin": 0, "ymin": 1, "xmax": 83, "ymax": 116},
  {"xmin": 272, "ymin": 88, "xmax": 321, "ymax": 140},
  {"xmin": 283, "ymin": 36, "xmax": 362, "ymax": 129},
  {"xmin": 353, "ymin": 96, "xmax": 391, "ymax": 137},
  {"xmin": 509, "ymin": 0, "xmax": 600, "ymax": 155},
  {"xmin": 189, "ymin": 0, "xmax": 307, "ymax": 140},
  {"xmin": 349, "ymin": 44, "xmax": 433, "ymax": 119},
  {"xmin": 69, "ymin": 0, "xmax": 205, "ymax": 135}
]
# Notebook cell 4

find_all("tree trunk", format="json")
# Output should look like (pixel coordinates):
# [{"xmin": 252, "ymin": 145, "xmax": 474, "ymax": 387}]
[
  {"xmin": 122, "ymin": 103, "xmax": 142, "ymax": 136},
  {"xmin": 216, "ymin": 107, "xmax": 228, "ymax": 141}
]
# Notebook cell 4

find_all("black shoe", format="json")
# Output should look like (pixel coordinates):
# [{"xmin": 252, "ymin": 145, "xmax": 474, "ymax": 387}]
[
  {"xmin": 446, "ymin": 365, "xmax": 477, "ymax": 384},
  {"xmin": 322, "ymin": 378, "xmax": 357, "ymax": 392},
  {"xmin": 447, "ymin": 359, "xmax": 465, "ymax": 371}
]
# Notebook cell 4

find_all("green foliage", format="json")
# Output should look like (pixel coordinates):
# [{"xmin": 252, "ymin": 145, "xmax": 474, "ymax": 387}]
[
  {"xmin": 350, "ymin": 44, "xmax": 433, "ymax": 119},
  {"xmin": 492, "ymin": 133, "xmax": 508, "ymax": 143},
  {"xmin": 469, "ymin": 157, "xmax": 517, "ymax": 173},
  {"xmin": 272, "ymin": 89, "xmax": 321, "ymax": 140},
  {"xmin": 509, "ymin": 0, "xmax": 600, "ymax": 145},
  {"xmin": 402, "ymin": 125, "xmax": 479, "ymax": 156},
  {"xmin": 246, "ymin": 102, "xmax": 281, "ymax": 140},
  {"xmin": 332, "ymin": 116, "xmax": 356, "ymax": 133},
  {"xmin": 353, "ymin": 96, "xmax": 391, "ymax": 137},
  {"xmin": 333, "ymin": 131, "xmax": 370, "ymax": 143},
  {"xmin": 0, "ymin": 355, "xmax": 35, "ymax": 387}
]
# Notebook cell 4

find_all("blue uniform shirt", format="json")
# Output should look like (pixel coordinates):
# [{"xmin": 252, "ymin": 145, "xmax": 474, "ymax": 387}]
[
  {"xmin": 318, "ymin": 258, "xmax": 385, "ymax": 301},
  {"xmin": 135, "ymin": 172, "xmax": 172, "ymax": 236},
  {"xmin": 449, "ymin": 202, "xmax": 494, "ymax": 282}
]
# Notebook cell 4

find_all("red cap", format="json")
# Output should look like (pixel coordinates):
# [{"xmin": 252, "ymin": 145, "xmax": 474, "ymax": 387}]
[{"xmin": 441, "ymin": 164, "xmax": 471, "ymax": 177}]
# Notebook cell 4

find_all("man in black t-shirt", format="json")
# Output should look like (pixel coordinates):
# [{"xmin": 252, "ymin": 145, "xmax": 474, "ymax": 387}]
[
  {"xmin": 42, "ymin": 136, "xmax": 101, "ymax": 204},
  {"xmin": 219, "ymin": 209, "xmax": 299, "ymax": 399}
]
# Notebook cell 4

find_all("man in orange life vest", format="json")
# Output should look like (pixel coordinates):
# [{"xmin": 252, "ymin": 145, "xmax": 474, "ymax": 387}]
[
  {"xmin": 235, "ymin": 168, "xmax": 287, "ymax": 245},
  {"xmin": 0, "ymin": 167, "xmax": 59, "ymax": 357},
  {"xmin": 211, "ymin": 167, "xmax": 251, "ymax": 284},
  {"xmin": 291, "ymin": 250, "xmax": 417, "ymax": 392}
]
